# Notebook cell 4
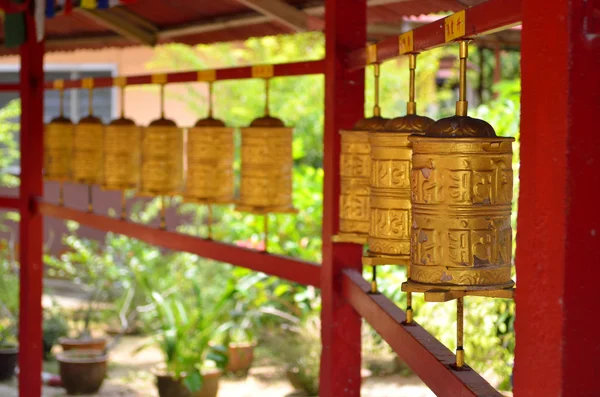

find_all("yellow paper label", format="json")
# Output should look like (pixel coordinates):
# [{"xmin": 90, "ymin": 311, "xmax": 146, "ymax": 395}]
[
  {"xmin": 151, "ymin": 74, "xmax": 167, "ymax": 85},
  {"xmin": 81, "ymin": 78, "xmax": 94, "ymax": 89},
  {"xmin": 366, "ymin": 44, "xmax": 377, "ymax": 65},
  {"xmin": 251, "ymin": 65, "xmax": 274, "ymax": 78},
  {"xmin": 53, "ymin": 79, "xmax": 64, "ymax": 90},
  {"xmin": 113, "ymin": 76, "xmax": 127, "ymax": 87},
  {"xmin": 445, "ymin": 10, "xmax": 466, "ymax": 42},
  {"xmin": 197, "ymin": 70, "xmax": 217, "ymax": 82},
  {"xmin": 398, "ymin": 31, "xmax": 414, "ymax": 55}
]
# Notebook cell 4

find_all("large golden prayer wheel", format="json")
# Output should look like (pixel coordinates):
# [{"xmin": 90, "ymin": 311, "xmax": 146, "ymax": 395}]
[
  {"xmin": 365, "ymin": 54, "xmax": 434, "ymax": 265},
  {"xmin": 237, "ymin": 115, "xmax": 295, "ymax": 213},
  {"xmin": 72, "ymin": 88, "xmax": 104, "ymax": 186},
  {"xmin": 402, "ymin": 41, "xmax": 515, "ymax": 369}
]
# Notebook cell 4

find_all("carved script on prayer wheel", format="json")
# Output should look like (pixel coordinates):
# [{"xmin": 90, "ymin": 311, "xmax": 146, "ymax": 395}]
[
  {"xmin": 238, "ymin": 125, "xmax": 294, "ymax": 213},
  {"xmin": 72, "ymin": 116, "xmax": 104, "ymax": 185},
  {"xmin": 409, "ymin": 137, "xmax": 515, "ymax": 289},
  {"xmin": 103, "ymin": 120, "xmax": 141, "ymax": 191},
  {"xmin": 44, "ymin": 117, "xmax": 74, "ymax": 181},
  {"xmin": 186, "ymin": 123, "xmax": 235, "ymax": 203},
  {"xmin": 338, "ymin": 129, "xmax": 371, "ymax": 242},
  {"xmin": 139, "ymin": 122, "xmax": 184, "ymax": 196}
]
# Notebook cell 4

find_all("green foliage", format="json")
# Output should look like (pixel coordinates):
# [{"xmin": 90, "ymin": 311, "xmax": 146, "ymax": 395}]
[
  {"xmin": 138, "ymin": 280, "xmax": 234, "ymax": 392},
  {"xmin": 0, "ymin": 243, "xmax": 18, "ymax": 346},
  {"xmin": 0, "ymin": 99, "xmax": 20, "ymax": 189}
]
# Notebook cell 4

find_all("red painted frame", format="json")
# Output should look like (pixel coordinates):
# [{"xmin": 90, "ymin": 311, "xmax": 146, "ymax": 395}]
[{"xmin": 16, "ymin": 0, "xmax": 596, "ymax": 395}]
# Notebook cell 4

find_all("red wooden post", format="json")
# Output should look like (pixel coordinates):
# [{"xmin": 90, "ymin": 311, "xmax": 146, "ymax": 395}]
[
  {"xmin": 19, "ymin": 5, "xmax": 45, "ymax": 397},
  {"xmin": 516, "ymin": 0, "xmax": 600, "ymax": 396},
  {"xmin": 320, "ymin": 0, "xmax": 366, "ymax": 396}
]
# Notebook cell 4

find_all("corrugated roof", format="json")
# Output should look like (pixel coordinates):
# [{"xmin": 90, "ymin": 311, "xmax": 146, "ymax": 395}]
[{"xmin": 0, "ymin": 0, "xmax": 505, "ymax": 55}]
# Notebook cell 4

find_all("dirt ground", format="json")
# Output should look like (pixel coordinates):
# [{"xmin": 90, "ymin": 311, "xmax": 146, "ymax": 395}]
[{"xmin": 0, "ymin": 335, "xmax": 436, "ymax": 397}]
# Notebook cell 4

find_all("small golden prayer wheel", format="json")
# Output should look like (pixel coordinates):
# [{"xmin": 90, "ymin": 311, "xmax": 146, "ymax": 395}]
[
  {"xmin": 138, "ymin": 86, "xmax": 184, "ymax": 198},
  {"xmin": 72, "ymin": 84, "xmax": 104, "ymax": 212},
  {"xmin": 139, "ymin": 82, "xmax": 184, "ymax": 229},
  {"xmin": 237, "ymin": 77, "xmax": 295, "ymax": 252},
  {"xmin": 44, "ymin": 85, "xmax": 74, "ymax": 192},
  {"xmin": 103, "ymin": 83, "xmax": 141, "ymax": 220},
  {"xmin": 103, "ymin": 86, "xmax": 141, "ymax": 192},
  {"xmin": 335, "ymin": 62, "xmax": 388, "ymax": 245},
  {"xmin": 72, "ymin": 89, "xmax": 104, "ymax": 186},
  {"xmin": 403, "ymin": 41, "xmax": 515, "ymax": 368},
  {"xmin": 185, "ymin": 84, "xmax": 234, "ymax": 205}
]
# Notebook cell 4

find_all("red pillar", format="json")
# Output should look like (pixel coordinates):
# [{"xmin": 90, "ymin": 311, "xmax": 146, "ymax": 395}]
[
  {"xmin": 320, "ymin": 1, "xmax": 366, "ymax": 396},
  {"xmin": 515, "ymin": 0, "xmax": 600, "ymax": 396},
  {"xmin": 19, "ymin": 5, "xmax": 44, "ymax": 397}
]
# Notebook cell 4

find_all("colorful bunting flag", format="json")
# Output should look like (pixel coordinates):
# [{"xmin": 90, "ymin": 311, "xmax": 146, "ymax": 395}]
[{"xmin": 4, "ymin": 0, "xmax": 26, "ymax": 48}]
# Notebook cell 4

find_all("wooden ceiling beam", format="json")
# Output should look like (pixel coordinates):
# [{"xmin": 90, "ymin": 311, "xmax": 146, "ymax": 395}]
[
  {"xmin": 235, "ymin": 0, "xmax": 309, "ymax": 32},
  {"xmin": 76, "ymin": 8, "xmax": 157, "ymax": 46}
]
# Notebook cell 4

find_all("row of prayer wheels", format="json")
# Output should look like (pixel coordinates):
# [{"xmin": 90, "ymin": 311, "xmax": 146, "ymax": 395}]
[
  {"xmin": 44, "ymin": 77, "xmax": 295, "ymax": 245},
  {"xmin": 335, "ymin": 40, "xmax": 515, "ymax": 369}
]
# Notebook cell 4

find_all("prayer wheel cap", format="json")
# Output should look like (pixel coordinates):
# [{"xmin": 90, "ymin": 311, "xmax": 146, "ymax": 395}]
[
  {"xmin": 353, "ymin": 116, "xmax": 390, "ymax": 131},
  {"xmin": 78, "ymin": 115, "xmax": 103, "ymax": 124},
  {"xmin": 194, "ymin": 117, "xmax": 226, "ymax": 128},
  {"xmin": 426, "ymin": 115, "xmax": 496, "ymax": 138},
  {"xmin": 148, "ymin": 117, "xmax": 177, "ymax": 127},
  {"xmin": 384, "ymin": 114, "xmax": 435, "ymax": 133},
  {"xmin": 109, "ymin": 117, "xmax": 136, "ymax": 126},
  {"xmin": 49, "ymin": 115, "xmax": 73, "ymax": 124},
  {"xmin": 250, "ymin": 115, "xmax": 285, "ymax": 128}
]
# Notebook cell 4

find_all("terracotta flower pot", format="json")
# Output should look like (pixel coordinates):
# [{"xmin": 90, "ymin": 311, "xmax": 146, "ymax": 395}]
[
  {"xmin": 59, "ymin": 337, "xmax": 107, "ymax": 352},
  {"xmin": 0, "ymin": 345, "xmax": 18, "ymax": 381},
  {"xmin": 57, "ymin": 349, "xmax": 107, "ymax": 395},
  {"xmin": 226, "ymin": 343, "xmax": 256, "ymax": 374},
  {"xmin": 155, "ymin": 370, "xmax": 221, "ymax": 397}
]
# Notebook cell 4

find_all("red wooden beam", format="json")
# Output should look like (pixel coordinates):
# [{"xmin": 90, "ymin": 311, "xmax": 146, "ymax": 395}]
[
  {"xmin": 0, "ymin": 196, "xmax": 20, "ymax": 210},
  {"xmin": 0, "ymin": 83, "xmax": 19, "ymax": 91},
  {"xmin": 345, "ymin": 0, "xmax": 522, "ymax": 70},
  {"xmin": 18, "ymin": 6, "xmax": 44, "ymax": 397},
  {"xmin": 319, "ymin": 1, "xmax": 365, "ymax": 396},
  {"xmin": 39, "ymin": 202, "xmax": 321, "ymax": 287},
  {"xmin": 342, "ymin": 269, "xmax": 502, "ymax": 397},
  {"xmin": 515, "ymin": 0, "xmax": 600, "ymax": 395},
  {"xmin": 43, "ymin": 60, "xmax": 325, "ymax": 89}
]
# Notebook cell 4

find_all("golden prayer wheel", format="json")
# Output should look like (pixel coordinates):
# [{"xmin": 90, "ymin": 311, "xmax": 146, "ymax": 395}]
[
  {"xmin": 44, "ymin": 85, "xmax": 73, "ymax": 206},
  {"xmin": 402, "ymin": 41, "xmax": 515, "ymax": 368},
  {"xmin": 186, "ymin": 81, "xmax": 235, "ymax": 239},
  {"xmin": 335, "ymin": 62, "xmax": 388, "ymax": 245},
  {"xmin": 73, "ymin": 85, "xmax": 104, "ymax": 211},
  {"xmin": 236, "ymin": 78, "xmax": 296, "ymax": 251},
  {"xmin": 103, "ymin": 91, "xmax": 140, "ymax": 191},
  {"xmin": 365, "ymin": 54, "xmax": 434, "ymax": 265},
  {"xmin": 139, "ymin": 85, "xmax": 184, "ymax": 198},
  {"xmin": 102, "ymin": 84, "xmax": 141, "ymax": 220}
]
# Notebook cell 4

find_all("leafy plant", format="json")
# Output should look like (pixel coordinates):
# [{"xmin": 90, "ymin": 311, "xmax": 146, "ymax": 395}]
[
  {"xmin": 43, "ymin": 302, "xmax": 69, "ymax": 358},
  {"xmin": 138, "ymin": 279, "xmax": 235, "ymax": 392}
]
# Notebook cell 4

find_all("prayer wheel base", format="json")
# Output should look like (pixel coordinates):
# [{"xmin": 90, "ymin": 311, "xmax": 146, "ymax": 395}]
[
  {"xmin": 402, "ymin": 280, "xmax": 515, "ymax": 302},
  {"xmin": 235, "ymin": 204, "xmax": 297, "ymax": 215},
  {"xmin": 184, "ymin": 197, "xmax": 234, "ymax": 206},
  {"xmin": 362, "ymin": 252, "xmax": 409, "ymax": 266},
  {"xmin": 332, "ymin": 233, "xmax": 367, "ymax": 245}
]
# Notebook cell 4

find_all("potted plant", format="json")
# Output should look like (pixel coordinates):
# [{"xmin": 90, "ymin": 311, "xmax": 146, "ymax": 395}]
[
  {"xmin": 56, "ymin": 348, "xmax": 108, "ymax": 395},
  {"xmin": 139, "ymin": 280, "xmax": 234, "ymax": 397},
  {"xmin": 45, "ymin": 227, "xmax": 114, "ymax": 352}
]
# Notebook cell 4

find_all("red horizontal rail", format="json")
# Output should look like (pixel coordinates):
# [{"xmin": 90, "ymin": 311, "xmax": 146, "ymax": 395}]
[
  {"xmin": 0, "ymin": 196, "xmax": 21, "ymax": 210},
  {"xmin": 43, "ymin": 60, "xmax": 325, "ymax": 90},
  {"xmin": 0, "ymin": 83, "xmax": 20, "ymax": 92},
  {"xmin": 342, "ymin": 269, "xmax": 502, "ymax": 397},
  {"xmin": 345, "ymin": 0, "xmax": 522, "ymax": 69},
  {"xmin": 39, "ymin": 202, "xmax": 321, "ymax": 287}
]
